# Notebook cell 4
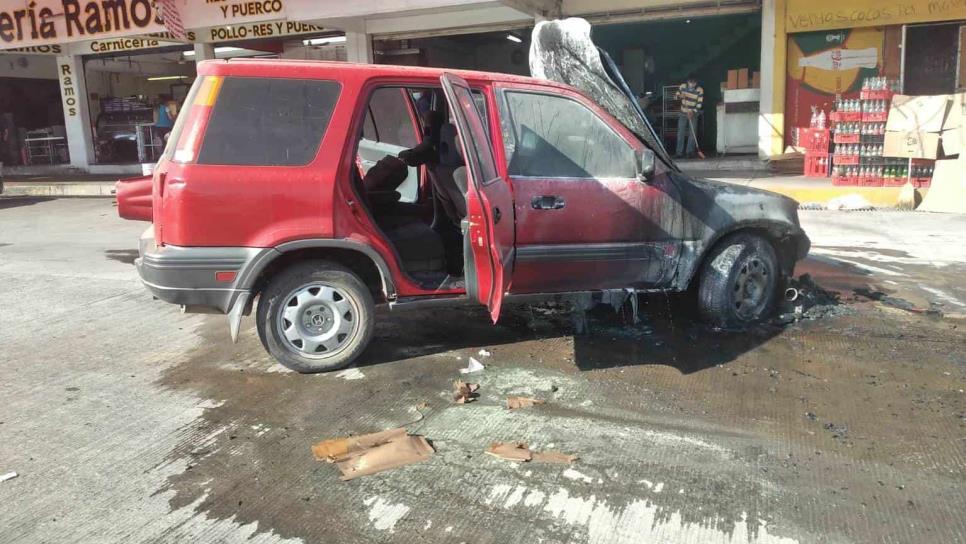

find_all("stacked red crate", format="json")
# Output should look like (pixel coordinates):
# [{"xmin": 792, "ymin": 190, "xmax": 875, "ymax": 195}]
[{"xmin": 800, "ymin": 128, "xmax": 830, "ymax": 178}]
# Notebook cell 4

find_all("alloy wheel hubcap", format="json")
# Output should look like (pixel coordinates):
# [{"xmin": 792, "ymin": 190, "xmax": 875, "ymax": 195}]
[
  {"xmin": 733, "ymin": 257, "xmax": 769, "ymax": 320},
  {"xmin": 276, "ymin": 283, "xmax": 357, "ymax": 358}
]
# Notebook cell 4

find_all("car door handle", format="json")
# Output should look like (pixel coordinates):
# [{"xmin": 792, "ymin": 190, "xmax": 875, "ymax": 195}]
[
  {"xmin": 493, "ymin": 207, "xmax": 502, "ymax": 224},
  {"xmin": 531, "ymin": 195, "xmax": 565, "ymax": 210}
]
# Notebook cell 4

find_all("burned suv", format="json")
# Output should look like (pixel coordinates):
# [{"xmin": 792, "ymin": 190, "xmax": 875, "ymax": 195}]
[{"xmin": 123, "ymin": 58, "xmax": 808, "ymax": 373}]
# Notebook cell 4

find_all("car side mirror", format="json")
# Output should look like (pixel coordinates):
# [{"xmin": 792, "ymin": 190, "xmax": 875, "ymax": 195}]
[{"xmin": 636, "ymin": 148, "xmax": 656, "ymax": 181}]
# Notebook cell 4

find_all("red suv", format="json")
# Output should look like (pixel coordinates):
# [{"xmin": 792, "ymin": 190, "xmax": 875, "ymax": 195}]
[{"xmin": 123, "ymin": 59, "xmax": 808, "ymax": 373}]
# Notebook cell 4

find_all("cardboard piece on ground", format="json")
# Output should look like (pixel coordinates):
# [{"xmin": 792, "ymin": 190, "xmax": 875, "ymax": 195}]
[
  {"xmin": 883, "ymin": 130, "xmax": 940, "ymax": 159},
  {"xmin": 726, "ymin": 69, "xmax": 738, "ymax": 90},
  {"xmin": 918, "ymin": 158, "xmax": 966, "ymax": 213},
  {"xmin": 486, "ymin": 441, "xmax": 532, "ymax": 462},
  {"xmin": 532, "ymin": 451, "xmax": 579, "ymax": 464},
  {"xmin": 311, "ymin": 427, "xmax": 435, "ymax": 480},
  {"xmin": 885, "ymin": 95, "xmax": 950, "ymax": 133},
  {"xmin": 335, "ymin": 435, "xmax": 435, "ymax": 481},
  {"xmin": 311, "ymin": 428, "xmax": 406, "ymax": 461},
  {"xmin": 485, "ymin": 442, "xmax": 577, "ymax": 464},
  {"xmin": 453, "ymin": 379, "xmax": 480, "ymax": 404},
  {"xmin": 506, "ymin": 396, "xmax": 546, "ymax": 409}
]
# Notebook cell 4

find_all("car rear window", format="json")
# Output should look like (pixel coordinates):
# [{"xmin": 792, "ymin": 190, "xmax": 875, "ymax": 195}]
[{"xmin": 197, "ymin": 77, "xmax": 340, "ymax": 166}]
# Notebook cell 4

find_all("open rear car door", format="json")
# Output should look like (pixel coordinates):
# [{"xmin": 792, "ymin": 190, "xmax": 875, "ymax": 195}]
[{"xmin": 439, "ymin": 73, "xmax": 515, "ymax": 322}]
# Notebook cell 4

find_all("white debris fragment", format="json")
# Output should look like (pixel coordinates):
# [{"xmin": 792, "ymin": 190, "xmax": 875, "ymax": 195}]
[
  {"xmin": 478, "ymin": 349, "xmax": 492, "ymax": 357},
  {"xmin": 363, "ymin": 496, "xmax": 410, "ymax": 533},
  {"xmin": 335, "ymin": 368, "xmax": 365, "ymax": 381},
  {"xmin": 562, "ymin": 468, "xmax": 594, "ymax": 484},
  {"xmin": 653, "ymin": 482, "xmax": 664, "ymax": 493},
  {"xmin": 459, "ymin": 357, "xmax": 485, "ymax": 374},
  {"xmin": 827, "ymin": 194, "xmax": 874, "ymax": 211},
  {"xmin": 0, "ymin": 472, "xmax": 18, "ymax": 483}
]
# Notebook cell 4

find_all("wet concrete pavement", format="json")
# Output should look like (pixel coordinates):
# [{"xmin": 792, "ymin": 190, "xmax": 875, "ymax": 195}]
[{"xmin": 0, "ymin": 198, "xmax": 964, "ymax": 543}]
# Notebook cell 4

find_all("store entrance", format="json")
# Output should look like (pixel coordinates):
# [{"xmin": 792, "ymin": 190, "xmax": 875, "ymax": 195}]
[
  {"xmin": 374, "ymin": 12, "xmax": 762, "ymax": 157},
  {"xmin": 904, "ymin": 22, "xmax": 963, "ymax": 95}
]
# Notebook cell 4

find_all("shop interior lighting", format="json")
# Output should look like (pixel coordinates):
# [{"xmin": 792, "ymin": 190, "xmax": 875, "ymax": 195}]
[
  {"xmin": 183, "ymin": 46, "xmax": 245, "ymax": 58},
  {"xmin": 303, "ymin": 36, "xmax": 347, "ymax": 46},
  {"xmin": 146, "ymin": 75, "xmax": 188, "ymax": 81},
  {"xmin": 506, "ymin": 34, "xmax": 523, "ymax": 43}
]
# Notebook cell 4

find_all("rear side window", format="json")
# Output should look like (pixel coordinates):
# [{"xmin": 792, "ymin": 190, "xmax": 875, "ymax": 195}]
[{"xmin": 197, "ymin": 77, "xmax": 340, "ymax": 166}]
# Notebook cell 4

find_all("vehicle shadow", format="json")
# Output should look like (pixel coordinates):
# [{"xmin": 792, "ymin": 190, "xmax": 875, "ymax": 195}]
[
  {"xmin": 0, "ymin": 196, "xmax": 56, "ymax": 210},
  {"xmin": 105, "ymin": 249, "xmax": 139, "ymax": 265},
  {"xmin": 356, "ymin": 293, "xmax": 787, "ymax": 375},
  {"xmin": 569, "ymin": 294, "xmax": 782, "ymax": 374}
]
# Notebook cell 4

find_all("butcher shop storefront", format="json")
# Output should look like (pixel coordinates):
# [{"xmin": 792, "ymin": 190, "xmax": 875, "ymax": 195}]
[{"xmin": 0, "ymin": 0, "xmax": 365, "ymax": 172}]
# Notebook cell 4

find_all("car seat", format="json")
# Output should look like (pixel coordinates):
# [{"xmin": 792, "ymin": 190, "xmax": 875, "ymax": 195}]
[
  {"xmin": 357, "ymin": 151, "xmax": 446, "ymax": 275},
  {"xmin": 431, "ymin": 124, "xmax": 468, "ymax": 223}
]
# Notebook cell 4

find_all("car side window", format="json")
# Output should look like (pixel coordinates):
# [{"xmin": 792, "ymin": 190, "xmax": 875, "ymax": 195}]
[
  {"xmin": 366, "ymin": 88, "xmax": 419, "ymax": 149},
  {"xmin": 197, "ymin": 78, "xmax": 340, "ymax": 166},
  {"xmin": 500, "ymin": 91, "xmax": 636, "ymax": 179}
]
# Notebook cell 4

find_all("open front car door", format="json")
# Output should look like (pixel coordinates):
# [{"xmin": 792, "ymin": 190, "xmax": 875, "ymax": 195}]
[{"xmin": 439, "ymin": 73, "xmax": 515, "ymax": 322}]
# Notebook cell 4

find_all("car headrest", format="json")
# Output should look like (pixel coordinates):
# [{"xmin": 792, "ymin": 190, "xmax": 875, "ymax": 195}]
[{"xmin": 438, "ymin": 123, "xmax": 464, "ymax": 167}]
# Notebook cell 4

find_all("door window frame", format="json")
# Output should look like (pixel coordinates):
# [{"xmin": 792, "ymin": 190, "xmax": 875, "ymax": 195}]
[{"xmin": 494, "ymin": 86, "xmax": 641, "ymax": 181}]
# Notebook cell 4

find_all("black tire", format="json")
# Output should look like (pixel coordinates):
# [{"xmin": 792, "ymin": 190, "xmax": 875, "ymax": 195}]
[
  {"xmin": 256, "ymin": 260, "xmax": 374, "ymax": 373},
  {"xmin": 697, "ymin": 233, "xmax": 779, "ymax": 328}
]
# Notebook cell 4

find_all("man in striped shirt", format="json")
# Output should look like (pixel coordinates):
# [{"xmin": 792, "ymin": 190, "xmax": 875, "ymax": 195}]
[{"xmin": 675, "ymin": 76, "xmax": 704, "ymax": 158}]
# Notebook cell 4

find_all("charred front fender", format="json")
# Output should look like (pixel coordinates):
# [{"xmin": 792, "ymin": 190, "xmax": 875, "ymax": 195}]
[{"xmin": 671, "ymin": 176, "xmax": 809, "ymax": 290}]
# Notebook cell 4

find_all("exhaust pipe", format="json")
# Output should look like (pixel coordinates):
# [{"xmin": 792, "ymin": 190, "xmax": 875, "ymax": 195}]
[{"xmin": 784, "ymin": 287, "xmax": 800, "ymax": 302}]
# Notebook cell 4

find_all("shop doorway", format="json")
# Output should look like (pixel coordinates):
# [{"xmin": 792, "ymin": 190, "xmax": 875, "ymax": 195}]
[
  {"xmin": 374, "ymin": 13, "xmax": 761, "ymax": 156},
  {"xmin": 903, "ymin": 22, "xmax": 963, "ymax": 95},
  {"xmin": 0, "ymin": 77, "xmax": 65, "ymax": 166}
]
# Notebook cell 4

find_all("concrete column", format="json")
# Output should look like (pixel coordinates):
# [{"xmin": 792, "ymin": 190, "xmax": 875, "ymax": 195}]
[
  {"xmin": 193, "ymin": 43, "xmax": 216, "ymax": 67},
  {"xmin": 345, "ymin": 30, "xmax": 373, "ymax": 64},
  {"xmin": 758, "ymin": 0, "xmax": 787, "ymax": 159},
  {"xmin": 56, "ymin": 54, "xmax": 95, "ymax": 170}
]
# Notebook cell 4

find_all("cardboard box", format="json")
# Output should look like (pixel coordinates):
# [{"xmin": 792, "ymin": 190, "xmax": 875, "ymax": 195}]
[
  {"xmin": 885, "ymin": 94, "xmax": 950, "ymax": 133},
  {"xmin": 737, "ymin": 68, "xmax": 749, "ymax": 89},
  {"xmin": 726, "ymin": 69, "xmax": 738, "ymax": 90},
  {"xmin": 884, "ymin": 130, "xmax": 941, "ymax": 159},
  {"xmin": 942, "ymin": 126, "xmax": 964, "ymax": 156},
  {"xmin": 917, "ymin": 157, "xmax": 966, "ymax": 213},
  {"xmin": 942, "ymin": 92, "xmax": 965, "ymax": 131},
  {"xmin": 751, "ymin": 71, "xmax": 760, "ymax": 89}
]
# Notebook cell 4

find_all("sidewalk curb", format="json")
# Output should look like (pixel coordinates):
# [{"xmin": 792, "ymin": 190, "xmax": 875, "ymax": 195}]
[
  {"xmin": 710, "ymin": 178, "xmax": 929, "ymax": 208},
  {"xmin": 2, "ymin": 183, "xmax": 117, "ymax": 198}
]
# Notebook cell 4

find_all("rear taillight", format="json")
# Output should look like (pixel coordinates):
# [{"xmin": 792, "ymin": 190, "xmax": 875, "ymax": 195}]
[{"xmin": 173, "ymin": 76, "xmax": 222, "ymax": 163}]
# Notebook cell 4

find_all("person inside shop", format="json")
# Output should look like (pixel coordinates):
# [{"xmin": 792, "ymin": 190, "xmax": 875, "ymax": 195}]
[
  {"xmin": 0, "ymin": 95, "xmax": 17, "ymax": 166},
  {"xmin": 152, "ymin": 94, "xmax": 177, "ymax": 142},
  {"xmin": 675, "ymin": 75, "xmax": 704, "ymax": 158}
]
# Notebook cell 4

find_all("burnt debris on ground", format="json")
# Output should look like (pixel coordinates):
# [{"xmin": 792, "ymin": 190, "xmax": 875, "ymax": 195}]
[{"xmin": 775, "ymin": 273, "xmax": 852, "ymax": 323}]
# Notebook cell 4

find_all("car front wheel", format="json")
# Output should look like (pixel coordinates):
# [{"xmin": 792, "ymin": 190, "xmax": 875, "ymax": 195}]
[
  {"xmin": 256, "ymin": 261, "xmax": 374, "ymax": 373},
  {"xmin": 697, "ymin": 233, "xmax": 779, "ymax": 328}
]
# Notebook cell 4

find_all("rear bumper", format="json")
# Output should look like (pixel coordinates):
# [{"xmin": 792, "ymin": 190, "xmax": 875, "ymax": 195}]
[{"xmin": 135, "ymin": 226, "xmax": 271, "ymax": 313}]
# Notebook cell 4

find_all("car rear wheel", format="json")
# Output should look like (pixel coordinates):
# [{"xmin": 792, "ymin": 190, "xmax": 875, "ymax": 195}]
[
  {"xmin": 697, "ymin": 233, "xmax": 779, "ymax": 328},
  {"xmin": 256, "ymin": 261, "xmax": 374, "ymax": 373}
]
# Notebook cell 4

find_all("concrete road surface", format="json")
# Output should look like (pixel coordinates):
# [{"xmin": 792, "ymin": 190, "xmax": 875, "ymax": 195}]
[{"xmin": 0, "ymin": 197, "xmax": 964, "ymax": 543}]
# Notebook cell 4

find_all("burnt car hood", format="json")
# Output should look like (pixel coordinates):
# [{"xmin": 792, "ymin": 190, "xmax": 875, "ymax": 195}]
[
  {"xmin": 679, "ymin": 175, "xmax": 808, "ymax": 257},
  {"xmin": 530, "ymin": 18, "xmax": 675, "ymax": 170}
]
